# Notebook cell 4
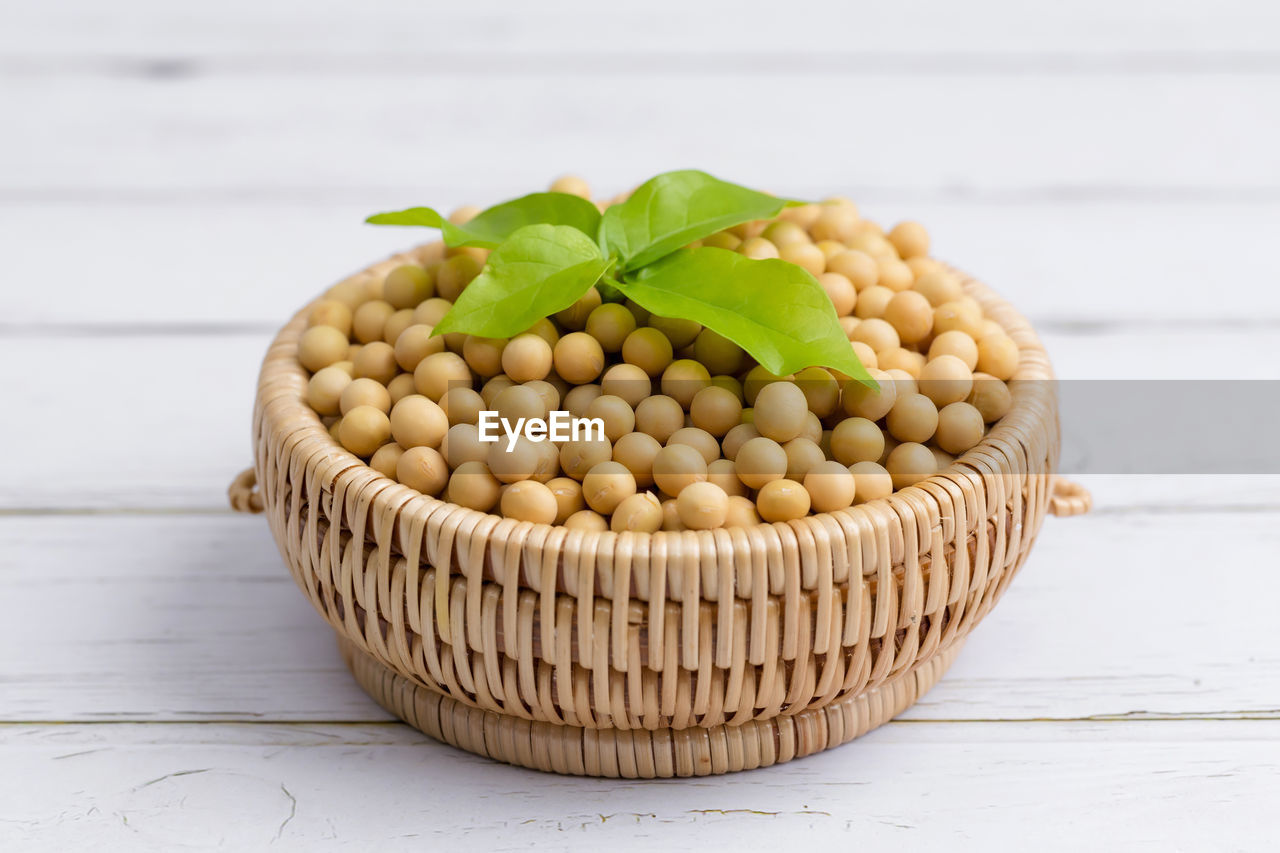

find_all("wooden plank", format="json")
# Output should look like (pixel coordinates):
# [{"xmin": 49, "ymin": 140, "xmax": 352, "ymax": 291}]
[
  {"xmin": 2, "ymin": 331, "xmax": 1277, "ymax": 510},
  {"xmin": 2, "ymin": 720, "xmax": 1276, "ymax": 850},
  {"xmin": 7, "ymin": 199, "xmax": 1280, "ymax": 326},
  {"xmin": 0, "ymin": 333, "xmax": 266, "ymax": 511},
  {"xmin": 6, "ymin": 0, "xmax": 1280, "ymax": 58},
  {"xmin": 3, "ymin": 72, "xmax": 1280, "ymax": 194},
  {"xmin": 0, "ymin": 515, "xmax": 386, "ymax": 724},
  {"xmin": 909, "ymin": 507, "xmax": 1280, "ymax": 721},
  {"xmin": 2, "ymin": 510, "xmax": 1277, "ymax": 723}
]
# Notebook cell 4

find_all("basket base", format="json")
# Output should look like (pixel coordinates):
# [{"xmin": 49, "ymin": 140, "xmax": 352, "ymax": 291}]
[{"xmin": 339, "ymin": 638, "xmax": 963, "ymax": 777}]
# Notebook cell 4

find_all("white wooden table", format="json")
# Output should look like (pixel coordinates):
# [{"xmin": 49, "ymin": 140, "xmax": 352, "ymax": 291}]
[{"xmin": 3, "ymin": 2, "xmax": 1278, "ymax": 848}]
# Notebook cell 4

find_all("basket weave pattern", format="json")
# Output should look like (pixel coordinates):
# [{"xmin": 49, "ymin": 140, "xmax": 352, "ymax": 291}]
[{"xmin": 245, "ymin": 254, "xmax": 1066, "ymax": 776}]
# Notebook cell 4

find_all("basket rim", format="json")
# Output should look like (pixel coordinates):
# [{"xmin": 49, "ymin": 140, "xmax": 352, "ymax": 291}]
[{"xmin": 253, "ymin": 246, "xmax": 1057, "ymax": 553}]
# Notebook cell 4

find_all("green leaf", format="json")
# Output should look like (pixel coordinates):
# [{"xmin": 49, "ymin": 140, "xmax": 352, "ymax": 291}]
[
  {"xmin": 433, "ymin": 224, "xmax": 609, "ymax": 338},
  {"xmin": 364, "ymin": 207, "xmax": 444, "ymax": 228},
  {"xmin": 366, "ymin": 192, "xmax": 601, "ymax": 249},
  {"xmin": 617, "ymin": 247, "xmax": 874, "ymax": 385},
  {"xmin": 364, "ymin": 206, "xmax": 470, "ymax": 243},
  {"xmin": 599, "ymin": 170, "xmax": 793, "ymax": 271}
]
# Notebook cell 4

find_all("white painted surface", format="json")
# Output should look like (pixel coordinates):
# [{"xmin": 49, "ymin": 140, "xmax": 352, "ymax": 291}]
[
  {"xmin": 4, "ymin": 722, "xmax": 1277, "ymax": 851},
  {"xmin": 9, "ymin": 200, "xmax": 1280, "ymax": 325},
  {"xmin": 3, "ymin": 1, "xmax": 1279, "ymax": 849},
  {"xmin": 10, "ymin": 1, "xmax": 1280, "ymax": 57},
  {"xmin": 8, "ymin": 73, "xmax": 1280, "ymax": 194}
]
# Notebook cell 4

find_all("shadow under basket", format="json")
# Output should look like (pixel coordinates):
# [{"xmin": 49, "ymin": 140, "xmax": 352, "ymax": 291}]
[{"xmin": 229, "ymin": 249, "xmax": 1090, "ymax": 778}]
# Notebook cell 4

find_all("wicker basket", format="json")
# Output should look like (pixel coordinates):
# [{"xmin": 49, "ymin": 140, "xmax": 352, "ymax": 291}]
[{"xmin": 229, "ymin": 246, "xmax": 1090, "ymax": 777}]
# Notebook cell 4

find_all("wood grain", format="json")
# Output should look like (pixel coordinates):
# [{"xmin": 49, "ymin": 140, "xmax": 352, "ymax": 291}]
[
  {"xmin": 2, "ymin": 721, "xmax": 1276, "ymax": 851},
  {"xmin": 7, "ymin": 1, "xmax": 1280, "ymax": 59},
  {"xmin": 4, "ymin": 73, "xmax": 1279, "ymax": 195},
  {"xmin": 4, "ymin": 0, "xmax": 1276, "ymax": 836}
]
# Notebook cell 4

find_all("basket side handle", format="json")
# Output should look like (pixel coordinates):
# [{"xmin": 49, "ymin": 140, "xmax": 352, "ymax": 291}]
[
  {"xmin": 229, "ymin": 467, "xmax": 264, "ymax": 514},
  {"xmin": 1049, "ymin": 476, "xmax": 1091, "ymax": 517}
]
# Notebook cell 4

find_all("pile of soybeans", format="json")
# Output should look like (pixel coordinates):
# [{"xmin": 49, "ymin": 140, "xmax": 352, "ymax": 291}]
[{"xmin": 296, "ymin": 177, "xmax": 1017, "ymax": 532}]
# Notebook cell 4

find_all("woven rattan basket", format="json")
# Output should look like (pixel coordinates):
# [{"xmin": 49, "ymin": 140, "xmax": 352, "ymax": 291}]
[{"xmin": 229, "ymin": 245, "xmax": 1090, "ymax": 777}]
